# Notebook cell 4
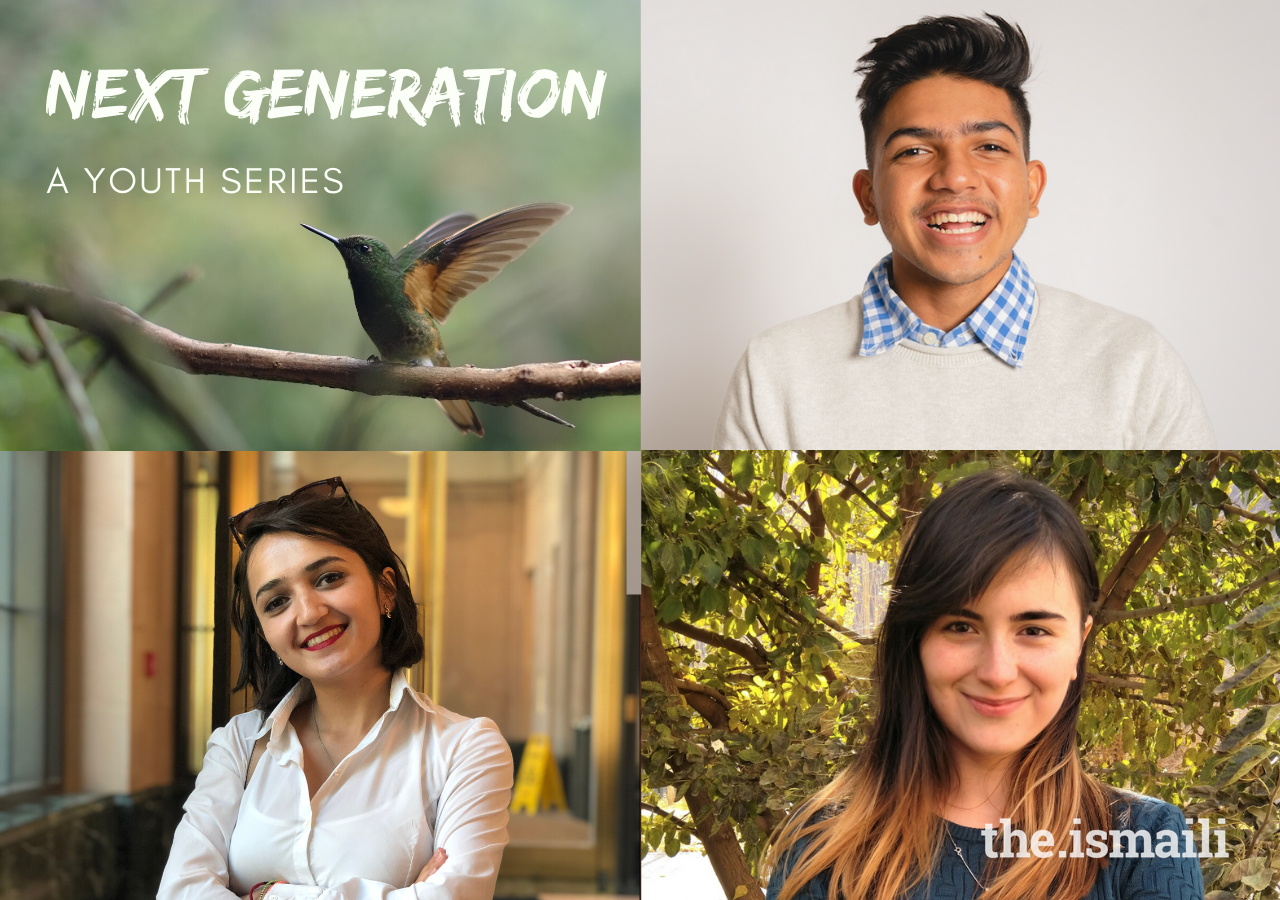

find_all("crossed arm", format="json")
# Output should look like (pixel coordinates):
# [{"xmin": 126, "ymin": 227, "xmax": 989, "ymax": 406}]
[{"xmin": 158, "ymin": 717, "xmax": 513, "ymax": 900}]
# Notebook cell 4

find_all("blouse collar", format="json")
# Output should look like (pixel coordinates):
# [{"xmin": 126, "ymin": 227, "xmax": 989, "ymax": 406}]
[{"xmin": 251, "ymin": 667, "xmax": 432, "ymax": 744}]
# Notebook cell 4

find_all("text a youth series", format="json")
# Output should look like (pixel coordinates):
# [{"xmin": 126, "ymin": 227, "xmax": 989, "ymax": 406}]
[{"xmin": 42, "ymin": 66, "xmax": 608, "ymax": 195}]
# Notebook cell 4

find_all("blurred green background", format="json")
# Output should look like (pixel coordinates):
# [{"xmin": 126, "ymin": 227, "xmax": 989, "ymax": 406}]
[{"xmin": 0, "ymin": 0, "xmax": 638, "ymax": 449}]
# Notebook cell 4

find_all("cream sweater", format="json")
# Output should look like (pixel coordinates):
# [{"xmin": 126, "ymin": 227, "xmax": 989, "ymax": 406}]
[{"xmin": 714, "ymin": 284, "xmax": 1215, "ymax": 449}]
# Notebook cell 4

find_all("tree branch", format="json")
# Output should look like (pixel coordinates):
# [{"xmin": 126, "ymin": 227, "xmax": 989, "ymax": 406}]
[
  {"xmin": 1098, "ymin": 525, "xmax": 1154, "ymax": 604},
  {"xmin": 26, "ymin": 308, "xmax": 107, "ymax": 449},
  {"xmin": 1107, "ymin": 691, "xmax": 1178, "ymax": 711},
  {"xmin": 682, "ymin": 693, "xmax": 729, "ymax": 729},
  {"xmin": 1248, "ymin": 763, "xmax": 1280, "ymax": 857},
  {"xmin": 804, "ymin": 482, "xmax": 825, "ymax": 597},
  {"xmin": 0, "ymin": 329, "xmax": 40, "ymax": 364},
  {"xmin": 725, "ymin": 567, "xmax": 874, "ymax": 646},
  {"xmin": 0, "ymin": 278, "xmax": 640, "ymax": 404},
  {"xmin": 1222, "ymin": 503, "xmax": 1280, "ymax": 526},
  {"xmin": 726, "ymin": 569, "xmax": 807, "ymax": 628},
  {"xmin": 81, "ymin": 265, "xmax": 201, "ymax": 385},
  {"xmin": 1087, "ymin": 673, "xmax": 1148, "ymax": 691},
  {"xmin": 803, "ymin": 451, "xmax": 894, "ymax": 525},
  {"xmin": 4, "ymin": 274, "xmax": 246, "ymax": 448},
  {"xmin": 642, "ymin": 801, "xmax": 693, "ymax": 831},
  {"xmin": 781, "ymin": 495, "xmax": 817, "ymax": 529},
  {"xmin": 677, "ymin": 680, "xmax": 731, "ymax": 729},
  {"xmin": 709, "ymin": 463, "xmax": 814, "ymax": 547},
  {"xmin": 1099, "ymin": 566, "xmax": 1280, "ymax": 623},
  {"xmin": 1247, "ymin": 469, "xmax": 1280, "ymax": 500},
  {"xmin": 1099, "ymin": 523, "xmax": 1174, "ymax": 613},
  {"xmin": 897, "ymin": 452, "xmax": 932, "ymax": 543},
  {"xmin": 727, "ymin": 563, "xmax": 872, "ymax": 645},
  {"xmin": 812, "ymin": 609, "xmax": 875, "ymax": 645},
  {"xmin": 1068, "ymin": 472, "xmax": 1090, "ymax": 509},
  {"xmin": 677, "ymin": 678, "xmax": 732, "ymax": 711},
  {"xmin": 705, "ymin": 467, "xmax": 756, "ymax": 509},
  {"xmin": 662, "ymin": 618, "xmax": 770, "ymax": 672}
]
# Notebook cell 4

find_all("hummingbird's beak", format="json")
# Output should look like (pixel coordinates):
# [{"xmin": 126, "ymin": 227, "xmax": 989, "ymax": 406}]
[{"xmin": 301, "ymin": 223, "xmax": 341, "ymax": 245}]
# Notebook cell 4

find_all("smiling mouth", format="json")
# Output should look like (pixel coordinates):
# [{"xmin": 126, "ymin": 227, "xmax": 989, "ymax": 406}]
[
  {"xmin": 924, "ymin": 211, "xmax": 989, "ymax": 235},
  {"xmin": 303, "ymin": 624, "xmax": 347, "ymax": 650},
  {"xmin": 964, "ymin": 693, "xmax": 1026, "ymax": 715}
]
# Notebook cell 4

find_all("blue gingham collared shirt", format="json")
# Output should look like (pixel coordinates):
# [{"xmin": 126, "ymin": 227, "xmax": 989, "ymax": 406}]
[{"xmin": 859, "ymin": 252, "xmax": 1037, "ymax": 367}]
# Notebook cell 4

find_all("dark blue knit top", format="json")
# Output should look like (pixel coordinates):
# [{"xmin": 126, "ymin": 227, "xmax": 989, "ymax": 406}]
[{"xmin": 766, "ymin": 792, "xmax": 1205, "ymax": 900}]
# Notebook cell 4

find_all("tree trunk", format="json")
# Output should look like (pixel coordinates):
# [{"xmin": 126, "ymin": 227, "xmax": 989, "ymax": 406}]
[
  {"xmin": 1099, "ymin": 525, "xmax": 1173, "ymax": 612},
  {"xmin": 642, "ymin": 586, "xmax": 766, "ymax": 900},
  {"xmin": 804, "ymin": 482, "xmax": 825, "ymax": 597}
]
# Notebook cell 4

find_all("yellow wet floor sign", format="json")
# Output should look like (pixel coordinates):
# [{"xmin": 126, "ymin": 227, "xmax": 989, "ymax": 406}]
[{"xmin": 510, "ymin": 734, "xmax": 568, "ymax": 814}]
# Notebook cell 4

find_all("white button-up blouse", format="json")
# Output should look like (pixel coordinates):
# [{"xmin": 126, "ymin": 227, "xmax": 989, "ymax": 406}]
[{"xmin": 158, "ymin": 670, "xmax": 513, "ymax": 900}]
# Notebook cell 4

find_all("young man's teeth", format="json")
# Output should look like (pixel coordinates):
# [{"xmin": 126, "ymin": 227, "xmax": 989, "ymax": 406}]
[
  {"xmin": 926, "ymin": 211, "xmax": 987, "ymax": 232},
  {"xmin": 306, "ymin": 626, "xmax": 343, "ymax": 647}
]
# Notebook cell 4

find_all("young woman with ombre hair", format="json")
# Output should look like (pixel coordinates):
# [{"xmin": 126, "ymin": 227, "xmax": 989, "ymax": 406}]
[{"xmin": 766, "ymin": 470, "xmax": 1203, "ymax": 900}]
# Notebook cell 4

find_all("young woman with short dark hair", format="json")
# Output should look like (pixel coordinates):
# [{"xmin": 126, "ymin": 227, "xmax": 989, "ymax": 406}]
[{"xmin": 159, "ymin": 478, "xmax": 512, "ymax": 900}]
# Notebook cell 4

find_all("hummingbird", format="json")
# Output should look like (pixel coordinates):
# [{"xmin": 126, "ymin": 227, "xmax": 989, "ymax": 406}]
[{"xmin": 301, "ymin": 202, "xmax": 571, "ymax": 436}]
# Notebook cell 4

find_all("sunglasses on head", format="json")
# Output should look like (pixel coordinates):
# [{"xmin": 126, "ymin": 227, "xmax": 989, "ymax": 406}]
[{"xmin": 228, "ymin": 476, "xmax": 352, "ymax": 550}]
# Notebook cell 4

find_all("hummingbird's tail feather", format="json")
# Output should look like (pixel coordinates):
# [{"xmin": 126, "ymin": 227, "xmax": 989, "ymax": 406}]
[
  {"xmin": 514, "ymin": 400, "xmax": 575, "ymax": 428},
  {"xmin": 437, "ymin": 398, "xmax": 484, "ymax": 437}
]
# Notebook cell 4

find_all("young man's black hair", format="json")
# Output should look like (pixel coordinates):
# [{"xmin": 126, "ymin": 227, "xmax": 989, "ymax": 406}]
[{"xmin": 855, "ymin": 13, "xmax": 1033, "ymax": 164}]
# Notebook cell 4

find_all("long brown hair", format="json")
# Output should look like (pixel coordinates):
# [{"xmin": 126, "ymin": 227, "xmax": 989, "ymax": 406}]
[{"xmin": 767, "ymin": 470, "xmax": 1115, "ymax": 900}]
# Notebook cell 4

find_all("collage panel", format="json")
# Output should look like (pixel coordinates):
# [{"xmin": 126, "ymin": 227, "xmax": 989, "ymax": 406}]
[
  {"xmin": 641, "ymin": 451, "xmax": 1279, "ymax": 900},
  {"xmin": 0, "ymin": 450, "xmax": 638, "ymax": 899},
  {"xmin": 0, "ymin": 1, "xmax": 639, "ymax": 450},
  {"xmin": 642, "ymin": 3, "xmax": 1279, "ymax": 450}
]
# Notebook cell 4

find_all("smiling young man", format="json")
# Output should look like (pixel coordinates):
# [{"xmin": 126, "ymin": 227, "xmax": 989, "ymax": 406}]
[{"xmin": 714, "ymin": 15, "xmax": 1215, "ymax": 449}]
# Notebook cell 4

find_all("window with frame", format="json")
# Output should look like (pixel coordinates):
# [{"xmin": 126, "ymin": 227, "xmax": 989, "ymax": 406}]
[{"xmin": 0, "ymin": 451, "xmax": 62, "ymax": 805}]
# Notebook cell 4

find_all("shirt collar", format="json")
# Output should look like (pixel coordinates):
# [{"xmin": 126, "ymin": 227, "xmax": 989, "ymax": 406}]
[
  {"xmin": 858, "ymin": 252, "xmax": 1037, "ymax": 368},
  {"xmin": 250, "ymin": 668, "xmax": 432, "ymax": 741}
]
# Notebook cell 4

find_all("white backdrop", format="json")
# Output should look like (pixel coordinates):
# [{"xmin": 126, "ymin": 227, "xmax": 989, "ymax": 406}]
[{"xmin": 641, "ymin": 1, "xmax": 1277, "ymax": 448}]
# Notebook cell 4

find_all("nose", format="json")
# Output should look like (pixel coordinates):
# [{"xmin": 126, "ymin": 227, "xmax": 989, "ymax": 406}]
[
  {"xmin": 927, "ymin": 147, "xmax": 979, "ymax": 193},
  {"xmin": 292, "ymin": 587, "xmax": 330, "ymax": 629},
  {"xmin": 974, "ymin": 634, "xmax": 1018, "ymax": 688}
]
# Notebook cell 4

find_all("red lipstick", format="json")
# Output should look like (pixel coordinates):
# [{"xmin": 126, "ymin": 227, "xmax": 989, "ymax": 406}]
[{"xmin": 302, "ymin": 624, "xmax": 347, "ymax": 651}]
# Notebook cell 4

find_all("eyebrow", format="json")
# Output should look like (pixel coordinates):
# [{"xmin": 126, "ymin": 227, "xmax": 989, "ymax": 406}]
[
  {"xmin": 254, "ymin": 555, "xmax": 345, "ymax": 603},
  {"xmin": 882, "ymin": 119, "xmax": 1018, "ymax": 152},
  {"xmin": 952, "ymin": 608, "xmax": 1069, "ymax": 623}
]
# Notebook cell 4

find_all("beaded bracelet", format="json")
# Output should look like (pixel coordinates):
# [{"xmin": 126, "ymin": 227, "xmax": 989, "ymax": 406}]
[{"xmin": 252, "ymin": 880, "xmax": 287, "ymax": 900}]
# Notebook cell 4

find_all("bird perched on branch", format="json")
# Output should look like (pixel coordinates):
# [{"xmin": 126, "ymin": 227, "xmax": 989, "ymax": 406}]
[{"xmin": 302, "ymin": 202, "xmax": 571, "ymax": 436}]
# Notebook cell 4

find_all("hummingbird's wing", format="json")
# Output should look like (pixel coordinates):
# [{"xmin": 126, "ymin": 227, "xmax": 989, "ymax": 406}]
[
  {"xmin": 394, "ymin": 212, "xmax": 478, "ymax": 270},
  {"xmin": 399, "ymin": 202, "xmax": 571, "ymax": 324}
]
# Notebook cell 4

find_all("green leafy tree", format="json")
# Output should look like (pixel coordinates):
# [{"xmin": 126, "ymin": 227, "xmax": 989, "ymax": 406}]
[{"xmin": 640, "ymin": 451, "xmax": 1280, "ymax": 900}]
